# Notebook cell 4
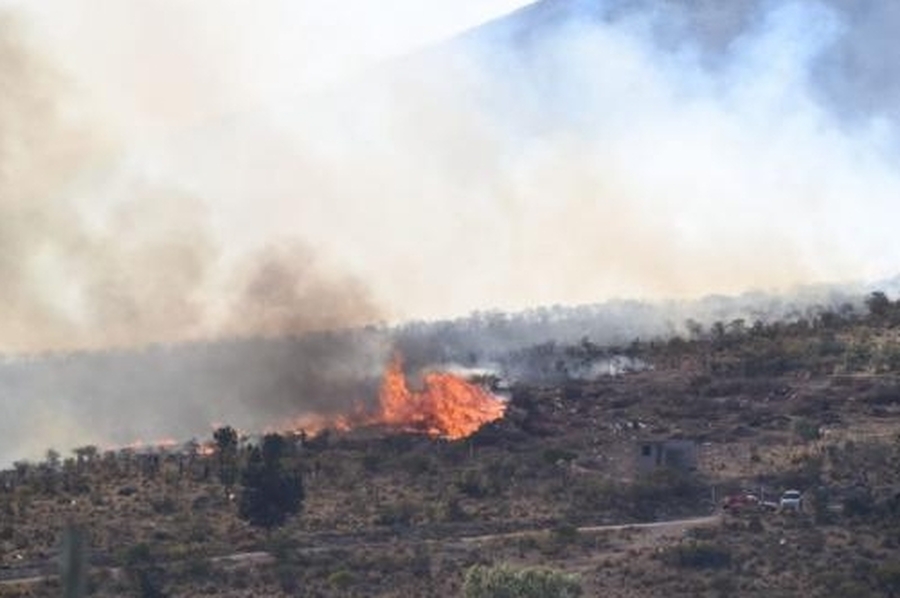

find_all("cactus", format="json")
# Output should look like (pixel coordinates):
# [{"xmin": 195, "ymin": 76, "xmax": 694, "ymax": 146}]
[{"xmin": 60, "ymin": 525, "xmax": 88, "ymax": 598}]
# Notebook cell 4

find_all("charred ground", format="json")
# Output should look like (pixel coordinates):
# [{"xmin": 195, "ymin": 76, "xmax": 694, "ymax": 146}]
[{"xmin": 3, "ymin": 293, "xmax": 900, "ymax": 596}]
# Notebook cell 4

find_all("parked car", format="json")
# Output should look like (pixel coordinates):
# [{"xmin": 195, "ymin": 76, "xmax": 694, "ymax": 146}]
[
  {"xmin": 780, "ymin": 489, "xmax": 803, "ymax": 511},
  {"xmin": 722, "ymin": 493, "xmax": 760, "ymax": 512}
]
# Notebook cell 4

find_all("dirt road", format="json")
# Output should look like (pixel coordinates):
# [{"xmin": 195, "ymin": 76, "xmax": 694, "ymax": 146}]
[
  {"xmin": 0, "ymin": 514, "xmax": 721, "ymax": 586},
  {"xmin": 457, "ymin": 514, "xmax": 721, "ymax": 544}
]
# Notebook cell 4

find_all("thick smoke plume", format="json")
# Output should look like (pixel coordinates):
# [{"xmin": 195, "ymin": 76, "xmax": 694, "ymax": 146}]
[
  {"xmin": 7, "ymin": 0, "xmax": 899, "ymax": 342},
  {"xmin": 110, "ymin": 0, "xmax": 900, "ymax": 322},
  {"xmin": 0, "ymin": 14, "xmax": 380, "ymax": 354},
  {"xmin": 0, "ymin": 11, "xmax": 386, "ymax": 462},
  {"xmin": 1, "ymin": 0, "xmax": 899, "ymax": 461}
]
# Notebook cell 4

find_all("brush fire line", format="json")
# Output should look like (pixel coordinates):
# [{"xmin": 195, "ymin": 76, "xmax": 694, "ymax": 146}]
[
  {"xmin": 377, "ymin": 356, "xmax": 507, "ymax": 439},
  {"xmin": 284, "ymin": 355, "xmax": 507, "ymax": 440}
]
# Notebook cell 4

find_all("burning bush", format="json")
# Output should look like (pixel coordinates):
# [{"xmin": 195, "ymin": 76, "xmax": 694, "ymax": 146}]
[
  {"xmin": 377, "ymin": 356, "xmax": 507, "ymax": 439},
  {"xmin": 287, "ymin": 354, "xmax": 507, "ymax": 441}
]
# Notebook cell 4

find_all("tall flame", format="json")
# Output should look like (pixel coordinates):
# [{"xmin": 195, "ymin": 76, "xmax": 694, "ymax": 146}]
[
  {"xmin": 377, "ymin": 355, "xmax": 506, "ymax": 439},
  {"xmin": 281, "ymin": 354, "xmax": 507, "ymax": 440}
]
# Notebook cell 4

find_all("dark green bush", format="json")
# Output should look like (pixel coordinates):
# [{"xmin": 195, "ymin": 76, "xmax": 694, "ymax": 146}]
[
  {"xmin": 327, "ymin": 569, "xmax": 355, "ymax": 590},
  {"xmin": 375, "ymin": 501, "xmax": 417, "ymax": 527},
  {"xmin": 793, "ymin": 418, "xmax": 821, "ymax": 442},
  {"xmin": 662, "ymin": 542, "xmax": 732, "ymax": 569}
]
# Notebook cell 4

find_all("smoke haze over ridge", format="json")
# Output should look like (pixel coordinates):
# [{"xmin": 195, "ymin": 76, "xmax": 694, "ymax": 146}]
[{"xmin": 0, "ymin": 0, "xmax": 898, "ymax": 351}]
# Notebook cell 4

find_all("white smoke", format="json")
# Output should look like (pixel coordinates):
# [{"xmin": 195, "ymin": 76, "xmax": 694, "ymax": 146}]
[
  {"xmin": 222, "ymin": 0, "xmax": 899, "ymax": 320},
  {"xmin": 4, "ymin": 0, "xmax": 899, "ymax": 343}
]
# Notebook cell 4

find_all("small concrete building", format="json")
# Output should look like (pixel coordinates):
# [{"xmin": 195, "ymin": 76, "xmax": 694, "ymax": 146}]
[{"xmin": 635, "ymin": 439, "xmax": 698, "ymax": 473}]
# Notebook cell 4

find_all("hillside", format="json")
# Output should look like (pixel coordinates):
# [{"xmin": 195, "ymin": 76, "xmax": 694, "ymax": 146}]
[
  {"xmin": 0, "ymin": 285, "xmax": 864, "ymax": 466},
  {"xmin": 2, "ymin": 293, "xmax": 900, "ymax": 596}
]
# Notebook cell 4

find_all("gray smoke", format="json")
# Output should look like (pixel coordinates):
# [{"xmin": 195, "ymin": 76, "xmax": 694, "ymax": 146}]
[
  {"xmin": 0, "ymin": 13, "xmax": 387, "ymax": 463},
  {"xmin": 237, "ymin": 0, "xmax": 900, "ymax": 319},
  {"xmin": 0, "ymin": 15, "xmax": 381, "ymax": 354},
  {"xmin": 6, "ymin": 0, "xmax": 899, "ymax": 338}
]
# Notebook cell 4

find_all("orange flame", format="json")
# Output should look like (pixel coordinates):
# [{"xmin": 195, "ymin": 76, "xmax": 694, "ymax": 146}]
[
  {"xmin": 278, "ymin": 354, "xmax": 506, "ymax": 440},
  {"xmin": 376, "ymin": 355, "xmax": 506, "ymax": 439}
]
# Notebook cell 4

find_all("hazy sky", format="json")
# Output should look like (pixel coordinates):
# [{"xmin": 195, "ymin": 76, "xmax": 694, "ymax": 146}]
[
  {"xmin": 10, "ymin": 0, "xmax": 537, "ymax": 125},
  {"xmin": 0, "ymin": 0, "xmax": 898, "ymax": 351}
]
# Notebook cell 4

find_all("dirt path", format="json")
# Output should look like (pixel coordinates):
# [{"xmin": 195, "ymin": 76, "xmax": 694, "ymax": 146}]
[
  {"xmin": 456, "ymin": 514, "xmax": 721, "ymax": 544},
  {"xmin": 0, "ymin": 515, "xmax": 721, "ymax": 586}
]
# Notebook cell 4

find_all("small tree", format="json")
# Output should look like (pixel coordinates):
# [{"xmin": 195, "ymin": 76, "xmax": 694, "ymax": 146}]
[
  {"xmin": 239, "ymin": 434, "xmax": 303, "ymax": 530},
  {"xmin": 793, "ymin": 418, "xmax": 821, "ymax": 442},
  {"xmin": 123, "ymin": 543, "xmax": 166, "ymax": 598},
  {"xmin": 45, "ymin": 449, "xmax": 61, "ymax": 471},
  {"xmin": 213, "ymin": 426, "xmax": 239, "ymax": 494},
  {"xmin": 73, "ymin": 446, "xmax": 98, "ymax": 470},
  {"xmin": 866, "ymin": 291, "xmax": 891, "ymax": 321},
  {"xmin": 876, "ymin": 562, "xmax": 900, "ymax": 598}
]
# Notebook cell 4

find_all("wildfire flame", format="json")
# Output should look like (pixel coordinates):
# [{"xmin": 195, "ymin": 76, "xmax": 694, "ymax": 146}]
[
  {"xmin": 283, "ymin": 354, "xmax": 507, "ymax": 440},
  {"xmin": 376, "ymin": 355, "xmax": 506, "ymax": 439}
]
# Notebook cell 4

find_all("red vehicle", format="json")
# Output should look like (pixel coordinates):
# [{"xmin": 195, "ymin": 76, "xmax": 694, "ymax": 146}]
[{"xmin": 722, "ymin": 493, "xmax": 760, "ymax": 512}]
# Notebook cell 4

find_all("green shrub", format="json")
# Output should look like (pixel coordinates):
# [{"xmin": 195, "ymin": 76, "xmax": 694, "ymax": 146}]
[
  {"xmin": 400, "ymin": 453, "xmax": 435, "ymax": 476},
  {"xmin": 793, "ymin": 418, "xmax": 821, "ymax": 442},
  {"xmin": 123, "ymin": 543, "xmax": 166, "ymax": 598},
  {"xmin": 746, "ymin": 515, "xmax": 764, "ymax": 533},
  {"xmin": 543, "ymin": 449, "xmax": 577, "ymax": 465},
  {"xmin": 843, "ymin": 488, "xmax": 876, "ymax": 519},
  {"xmin": 567, "ymin": 477, "xmax": 616, "ymax": 515},
  {"xmin": 276, "ymin": 562, "xmax": 300, "ymax": 594},
  {"xmin": 551, "ymin": 523, "xmax": 580, "ymax": 545},
  {"xmin": 463, "ymin": 563, "xmax": 581, "ymax": 598},
  {"xmin": 327, "ymin": 569, "xmax": 355, "ymax": 590},
  {"xmin": 375, "ymin": 501, "xmax": 417, "ymax": 527},
  {"xmin": 150, "ymin": 496, "xmax": 178, "ymax": 515},
  {"xmin": 361, "ymin": 452, "xmax": 383, "ymax": 473},
  {"xmin": 662, "ymin": 542, "xmax": 731, "ymax": 569},
  {"xmin": 876, "ymin": 562, "xmax": 900, "ymax": 596},
  {"xmin": 438, "ymin": 496, "xmax": 468, "ymax": 522},
  {"xmin": 628, "ymin": 468, "xmax": 706, "ymax": 520},
  {"xmin": 180, "ymin": 554, "xmax": 211, "ymax": 580},
  {"xmin": 455, "ymin": 469, "xmax": 491, "ymax": 498}
]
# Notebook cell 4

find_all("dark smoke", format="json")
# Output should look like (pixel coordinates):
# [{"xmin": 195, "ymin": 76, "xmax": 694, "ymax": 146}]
[
  {"xmin": 231, "ymin": 243, "xmax": 382, "ymax": 338},
  {"xmin": 0, "ymin": 329, "xmax": 390, "ymax": 462},
  {"xmin": 0, "ymin": 14, "xmax": 386, "ymax": 462}
]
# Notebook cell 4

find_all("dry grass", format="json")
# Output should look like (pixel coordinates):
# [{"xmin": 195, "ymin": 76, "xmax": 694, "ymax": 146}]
[{"xmin": 4, "ymin": 313, "xmax": 900, "ymax": 595}]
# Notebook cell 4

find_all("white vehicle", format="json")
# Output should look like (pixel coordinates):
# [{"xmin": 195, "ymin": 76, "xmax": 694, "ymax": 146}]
[{"xmin": 779, "ymin": 490, "xmax": 803, "ymax": 511}]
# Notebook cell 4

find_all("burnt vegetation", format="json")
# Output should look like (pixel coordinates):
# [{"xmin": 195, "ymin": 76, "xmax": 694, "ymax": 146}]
[{"xmin": 3, "ymin": 292, "xmax": 900, "ymax": 595}]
